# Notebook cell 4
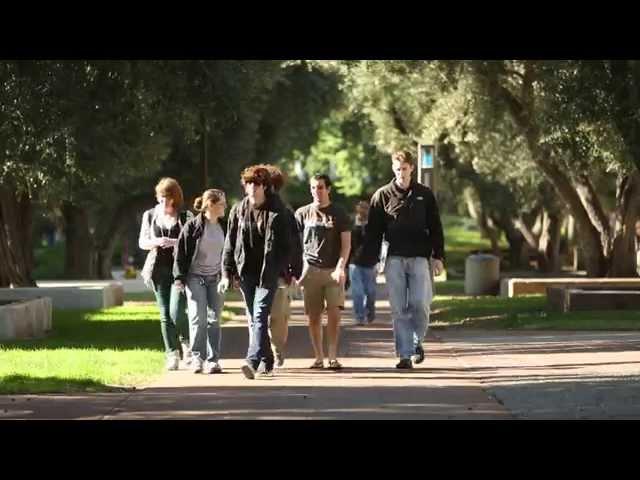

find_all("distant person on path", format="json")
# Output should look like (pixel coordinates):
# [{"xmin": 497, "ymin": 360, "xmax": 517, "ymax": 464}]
[
  {"xmin": 358, "ymin": 151, "xmax": 445, "ymax": 369},
  {"xmin": 139, "ymin": 177, "xmax": 193, "ymax": 371},
  {"xmin": 173, "ymin": 189, "xmax": 227, "ymax": 374},
  {"xmin": 220, "ymin": 166, "xmax": 291, "ymax": 379},
  {"xmin": 295, "ymin": 174, "xmax": 351, "ymax": 370},
  {"xmin": 349, "ymin": 200, "xmax": 378, "ymax": 325}
]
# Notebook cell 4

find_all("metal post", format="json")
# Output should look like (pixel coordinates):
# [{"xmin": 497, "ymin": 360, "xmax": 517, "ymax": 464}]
[{"xmin": 202, "ymin": 114, "xmax": 209, "ymax": 191}]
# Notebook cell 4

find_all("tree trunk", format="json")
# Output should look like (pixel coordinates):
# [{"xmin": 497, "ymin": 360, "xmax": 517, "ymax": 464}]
[
  {"xmin": 490, "ymin": 70, "xmax": 607, "ymax": 276},
  {"xmin": 474, "ymin": 60, "xmax": 607, "ymax": 276},
  {"xmin": 534, "ymin": 154, "xmax": 607, "ymax": 276},
  {"xmin": 537, "ymin": 209, "xmax": 563, "ymax": 273},
  {"xmin": 62, "ymin": 201, "xmax": 95, "ymax": 279},
  {"xmin": 491, "ymin": 214, "xmax": 527, "ymax": 269},
  {"xmin": 93, "ymin": 194, "xmax": 154, "ymax": 279},
  {"xmin": 478, "ymin": 209, "xmax": 501, "ymax": 255},
  {"xmin": 95, "ymin": 240, "xmax": 118, "ymax": 280},
  {"xmin": 575, "ymin": 174, "xmax": 613, "ymax": 255},
  {"xmin": 0, "ymin": 182, "xmax": 36, "ymax": 287},
  {"xmin": 609, "ymin": 171, "xmax": 640, "ymax": 276}
]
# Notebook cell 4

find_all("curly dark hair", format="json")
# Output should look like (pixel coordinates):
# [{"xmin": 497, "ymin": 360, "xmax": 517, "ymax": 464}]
[
  {"xmin": 240, "ymin": 165, "xmax": 272, "ymax": 189},
  {"xmin": 311, "ymin": 173, "xmax": 332, "ymax": 188},
  {"xmin": 255, "ymin": 164, "xmax": 286, "ymax": 192}
]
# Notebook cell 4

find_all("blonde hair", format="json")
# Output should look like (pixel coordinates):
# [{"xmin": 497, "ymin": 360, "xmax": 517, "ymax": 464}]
[
  {"xmin": 193, "ymin": 189, "xmax": 226, "ymax": 212},
  {"xmin": 391, "ymin": 150, "xmax": 415, "ymax": 167},
  {"xmin": 155, "ymin": 177, "xmax": 184, "ymax": 210}
]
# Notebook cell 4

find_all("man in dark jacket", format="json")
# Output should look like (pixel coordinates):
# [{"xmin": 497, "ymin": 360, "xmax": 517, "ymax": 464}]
[
  {"xmin": 220, "ymin": 166, "xmax": 291, "ymax": 379},
  {"xmin": 358, "ymin": 150, "xmax": 445, "ymax": 369},
  {"xmin": 259, "ymin": 164, "xmax": 303, "ymax": 368}
]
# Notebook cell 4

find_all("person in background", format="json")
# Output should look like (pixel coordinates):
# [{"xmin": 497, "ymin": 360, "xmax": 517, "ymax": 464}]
[{"xmin": 349, "ymin": 200, "xmax": 378, "ymax": 325}]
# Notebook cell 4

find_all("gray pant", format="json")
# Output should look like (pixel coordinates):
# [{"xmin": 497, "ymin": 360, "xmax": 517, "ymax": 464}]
[
  {"xmin": 384, "ymin": 256, "xmax": 432, "ymax": 359},
  {"xmin": 185, "ymin": 273, "xmax": 223, "ymax": 363}
]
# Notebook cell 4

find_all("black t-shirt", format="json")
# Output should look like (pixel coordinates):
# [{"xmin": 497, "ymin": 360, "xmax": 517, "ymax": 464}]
[
  {"xmin": 153, "ymin": 219, "xmax": 183, "ymax": 270},
  {"xmin": 295, "ymin": 203, "xmax": 351, "ymax": 269},
  {"xmin": 243, "ymin": 207, "xmax": 266, "ymax": 278}
]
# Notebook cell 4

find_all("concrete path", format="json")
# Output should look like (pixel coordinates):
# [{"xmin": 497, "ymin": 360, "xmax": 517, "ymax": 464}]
[{"xmin": 2, "ymin": 294, "xmax": 640, "ymax": 419}]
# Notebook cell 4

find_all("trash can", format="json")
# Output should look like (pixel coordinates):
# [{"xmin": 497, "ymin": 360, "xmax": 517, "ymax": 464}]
[{"xmin": 464, "ymin": 254, "xmax": 500, "ymax": 296}]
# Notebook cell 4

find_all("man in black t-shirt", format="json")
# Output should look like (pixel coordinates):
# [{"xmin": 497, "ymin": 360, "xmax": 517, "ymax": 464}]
[{"xmin": 295, "ymin": 174, "xmax": 351, "ymax": 370}]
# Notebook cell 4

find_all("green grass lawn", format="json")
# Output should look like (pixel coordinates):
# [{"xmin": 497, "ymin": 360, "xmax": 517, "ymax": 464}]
[
  {"xmin": 440, "ymin": 215, "xmax": 506, "ymax": 278},
  {"xmin": 33, "ymin": 242, "xmax": 65, "ymax": 280},
  {"xmin": 432, "ymin": 281, "xmax": 640, "ymax": 330},
  {"xmin": 0, "ymin": 300, "xmax": 244, "ymax": 395},
  {"xmin": 124, "ymin": 290, "xmax": 245, "ymax": 303}
]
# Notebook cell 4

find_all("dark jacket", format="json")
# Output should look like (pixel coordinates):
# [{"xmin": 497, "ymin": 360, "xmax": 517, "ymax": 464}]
[
  {"xmin": 222, "ymin": 194, "xmax": 291, "ymax": 288},
  {"xmin": 349, "ymin": 221, "xmax": 376, "ymax": 267},
  {"xmin": 173, "ymin": 212, "xmax": 226, "ymax": 283},
  {"xmin": 271, "ymin": 194, "xmax": 303, "ymax": 281},
  {"xmin": 357, "ymin": 179, "xmax": 445, "ymax": 265}
]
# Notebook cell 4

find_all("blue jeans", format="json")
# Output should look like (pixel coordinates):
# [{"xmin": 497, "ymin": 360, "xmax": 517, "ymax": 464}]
[
  {"xmin": 349, "ymin": 264, "xmax": 377, "ymax": 323},
  {"xmin": 240, "ymin": 276, "xmax": 277, "ymax": 371},
  {"xmin": 185, "ymin": 273, "xmax": 223, "ymax": 363},
  {"xmin": 384, "ymin": 256, "xmax": 433, "ymax": 359}
]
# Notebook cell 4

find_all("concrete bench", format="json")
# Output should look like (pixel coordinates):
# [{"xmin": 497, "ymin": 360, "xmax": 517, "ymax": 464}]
[
  {"xmin": 548, "ymin": 286, "xmax": 640, "ymax": 313},
  {"xmin": 500, "ymin": 277, "xmax": 640, "ymax": 298},
  {"xmin": 0, "ymin": 282, "xmax": 124, "ymax": 310},
  {"xmin": 0, "ymin": 297, "xmax": 52, "ymax": 340}
]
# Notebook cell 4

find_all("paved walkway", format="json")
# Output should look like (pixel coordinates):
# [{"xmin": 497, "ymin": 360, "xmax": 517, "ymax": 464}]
[{"xmin": 2, "ymin": 292, "xmax": 640, "ymax": 419}]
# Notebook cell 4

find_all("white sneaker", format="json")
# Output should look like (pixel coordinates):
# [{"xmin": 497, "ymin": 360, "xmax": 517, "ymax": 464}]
[
  {"xmin": 166, "ymin": 351, "xmax": 180, "ymax": 371},
  {"xmin": 192, "ymin": 357, "xmax": 204, "ymax": 374},
  {"xmin": 205, "ymin": 361, "xmax": 222, "ymax": 374},
  {"xmin": 181, "ymin": 340, "xmax": 192, "ymax": 366}
]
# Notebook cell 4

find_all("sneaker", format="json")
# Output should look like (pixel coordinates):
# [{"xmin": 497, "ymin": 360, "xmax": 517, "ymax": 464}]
[
  {"xmin": 367, "ymin": 316, "xmax": 375, "ymax": 324},
  {"xmin": 396, "ymin": 358, "xmax": 413, "ymax": 369},
  {"xmin": 165, "ymin": 351, "xmax": 180, "ymax": 371},
  {"xmin": 192, "ymin": 358, "xmax": 204, "ymax": 374},
  {"xmin": 241, "ymin": 362, "xmax": 256, "ymax": 380},
  {"xmin": 180, "ymin": 340, "xmax": 192, "ymax": 366},
  {"xmin": 205, "ymin": 361, "xmax": 222, "ymax": 374},
  {"xmin": 354, "ymin": 319, "xmax": 366, "ymax": 326},
  {"xmin": 413, "ymin": 344, "xmax": 425, "ymax": 364},
  {"xmin": 257, "ymin": 362, "xmax": 274, "ymax": 377}
]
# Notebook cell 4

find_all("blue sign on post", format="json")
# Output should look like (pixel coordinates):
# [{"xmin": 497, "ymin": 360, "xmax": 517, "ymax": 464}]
[
  {"xmin": 421, "ymin": 145, "xmax": 434, "ymax": 168},
  {"xmin": 418, "ymin": 144, "xmax": 436, "ymax": 190}
]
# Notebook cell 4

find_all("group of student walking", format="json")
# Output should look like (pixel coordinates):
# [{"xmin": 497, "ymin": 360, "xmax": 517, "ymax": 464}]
[{"xmin": 138, "ymin": 150, "xmax": 445, "ymax": 379}]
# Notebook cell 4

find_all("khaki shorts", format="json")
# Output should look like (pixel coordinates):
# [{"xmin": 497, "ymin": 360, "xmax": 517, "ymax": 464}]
[{"xmin": 301, "ymin": 265, "xmax": 345, "ymax": 316}]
